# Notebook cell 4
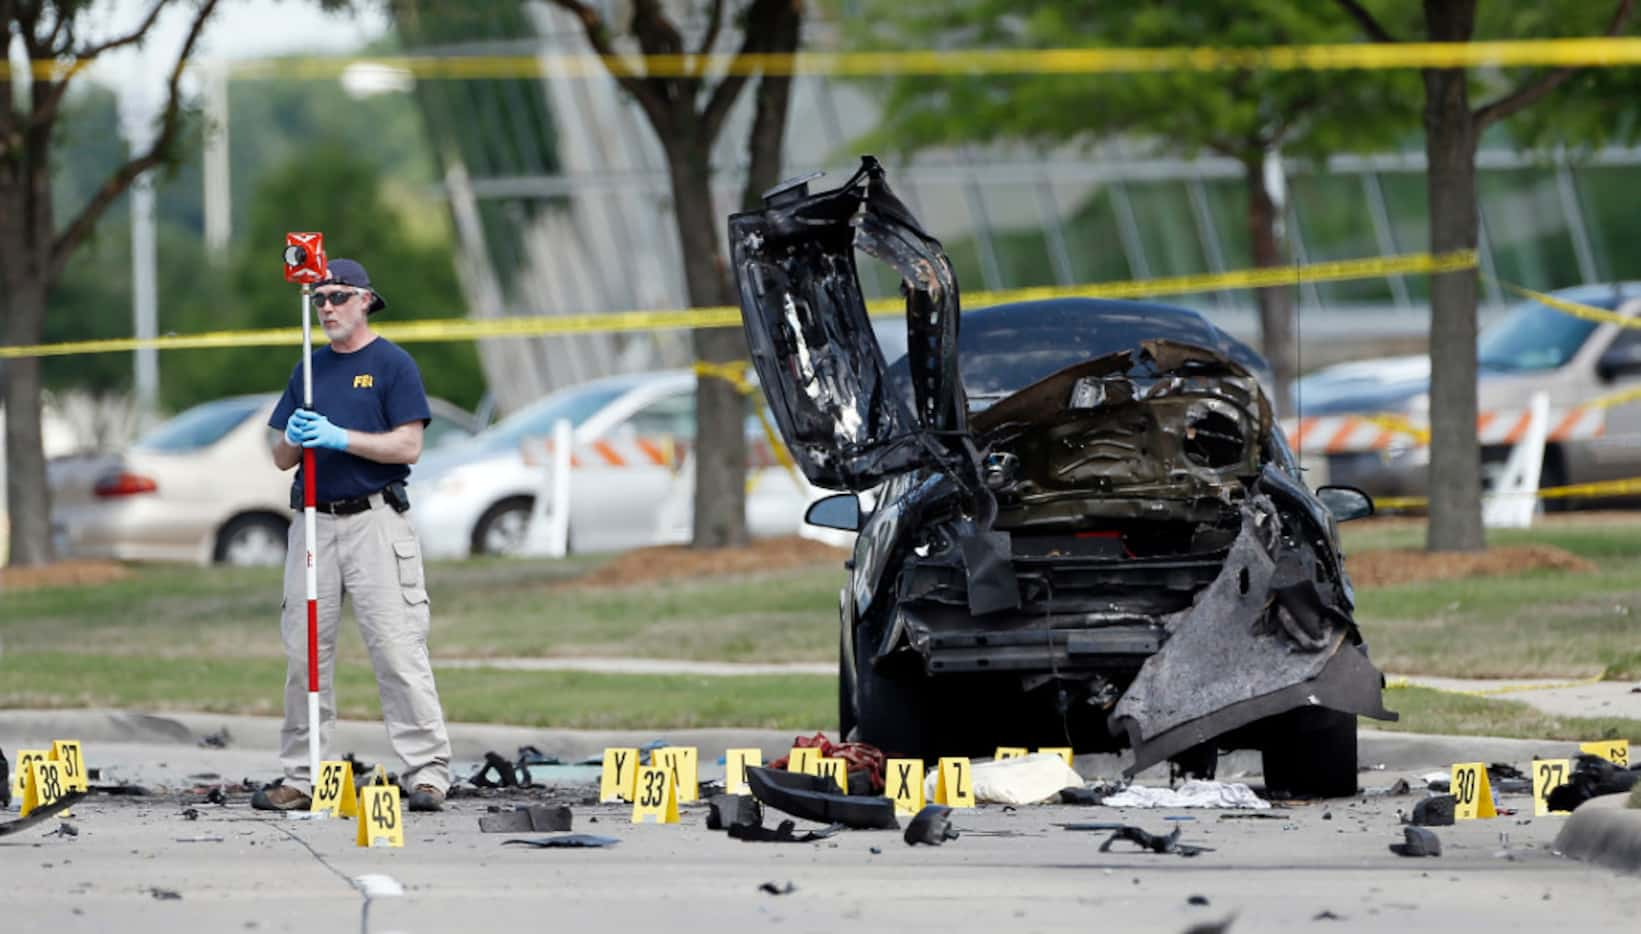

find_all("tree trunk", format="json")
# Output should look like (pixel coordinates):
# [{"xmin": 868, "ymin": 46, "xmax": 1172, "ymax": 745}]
[
  {"xmin": 666, "ymin": 136, "xmax": 749, "ymax": 549},
  {"xmin": 1422, "ymin": 0, "xmax": 1485, "ymax": 553},
  {"xmin": 740, "ymin": 0, "xmax": 800, "ymax": 212},
  {"xmin": 1245, "ymin": 156, "xmax": 1296, "ymax": 419},
  {"xmin": 2, "ymin": 283, "xmax": 54, "ymax": 567}
]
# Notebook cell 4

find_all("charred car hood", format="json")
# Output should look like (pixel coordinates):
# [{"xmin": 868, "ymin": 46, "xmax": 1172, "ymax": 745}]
[
  {"xmin": 729, "ymin": 157, "xmax": 964, "ymax": 492},
  {"xmin": 971, "ymin": 339, "xmax": 1274, "ymax": 527}
]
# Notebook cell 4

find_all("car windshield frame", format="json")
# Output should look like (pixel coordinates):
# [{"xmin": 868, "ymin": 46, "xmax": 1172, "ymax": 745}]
[
  {"xmin": 1476, "ymin": 295, "xmax": 1611, "ymax": 373},
  {"xmin": 471, "ymin": 382, "xmax": 632, "ymax": 455},
  {"xmin": 133, "ymin": 396, "xmax": 264, "ymax": 453}
]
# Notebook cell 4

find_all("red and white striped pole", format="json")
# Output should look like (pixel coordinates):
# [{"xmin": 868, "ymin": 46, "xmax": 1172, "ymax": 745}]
[{"xmin": 300, "ymin": 282, "xmax": 320, "ymax": 788}]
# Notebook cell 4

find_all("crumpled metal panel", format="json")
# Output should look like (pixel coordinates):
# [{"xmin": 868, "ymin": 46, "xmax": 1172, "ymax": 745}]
[
  {"xmin": 1107, "ymin": 497, "xmax": 1394, "ymax": 775},
  {"xmin": 727, "ymin": 156, "xmax": 961, "ymax": 491}
]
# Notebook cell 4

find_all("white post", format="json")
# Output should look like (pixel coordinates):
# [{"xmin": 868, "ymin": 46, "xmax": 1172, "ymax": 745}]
[
  {"xmin": 131, "ymin": 172, "xmax": 158, "ymax": 424},
  {"xmin": 203, "ymin": 62, "xmax": 232, "ymax": 257},
  {"xmin": 523, "ymin": 419, "xmax": 572, "ymax": 558},
  {"xmin": 1483, "ymin": 391, "xmax": 1550, "ymax": 529}
]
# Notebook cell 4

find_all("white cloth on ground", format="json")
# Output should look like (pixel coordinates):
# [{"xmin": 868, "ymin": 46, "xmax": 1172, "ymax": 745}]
[{"xmin": 1101, "ymin": 779, "xmax": 1271, "ymax": 809}]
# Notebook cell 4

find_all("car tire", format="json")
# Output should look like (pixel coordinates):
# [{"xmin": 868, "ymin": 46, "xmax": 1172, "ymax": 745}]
[
  {"xmin": 215, "ymin": 513, "xmax": 289, "ymax": 567},
  {"xmin": 1261, "ymin": 706, "xmax": 1359, "ymax": 798},
  {"xmin": 472, "ymin": 497, "xmax": 536, "ymax": 556},
  {"xmin": 851, "ymin": 634, "xmax": 936, "ymax": 759}
]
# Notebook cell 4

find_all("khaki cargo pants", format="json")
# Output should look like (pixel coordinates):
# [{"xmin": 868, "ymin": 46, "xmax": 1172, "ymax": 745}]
[{"xmin": 279, "ymin": 493, "xmax": 451, "ymax": 794}]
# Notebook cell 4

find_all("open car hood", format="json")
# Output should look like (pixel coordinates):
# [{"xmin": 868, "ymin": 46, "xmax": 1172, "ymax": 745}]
[{"xmin": 729, "ymin": 157, "xmax": 964, "ymax": 491}]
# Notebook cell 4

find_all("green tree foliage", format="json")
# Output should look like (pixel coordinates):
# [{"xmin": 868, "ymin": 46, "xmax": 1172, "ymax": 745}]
[
  {"xmin": 850, "ymin": 0, "xmax": 1420, "ymax": 412},
  {"xmin": 161, "ymin": 146, "xmax": 485, "ymax": 411}
]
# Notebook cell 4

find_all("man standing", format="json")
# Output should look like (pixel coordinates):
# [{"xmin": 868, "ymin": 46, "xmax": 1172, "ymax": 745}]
[{"xmin": 254, "ymin": 257, "xmax": 452, "ymax": 813}]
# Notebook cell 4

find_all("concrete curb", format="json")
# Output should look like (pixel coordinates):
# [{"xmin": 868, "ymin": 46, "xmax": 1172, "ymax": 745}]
[
  {"xmin": 1553, "ymin": 793, "xmax": 1641, "ymax": 875},
  {"xmin": 0, "ymin": 709, "xmax": 1593, "ymax": 771}
]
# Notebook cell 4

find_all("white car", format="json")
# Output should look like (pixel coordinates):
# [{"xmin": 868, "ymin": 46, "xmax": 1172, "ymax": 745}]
[
  {"xmin": 411, "ymin": 370, "xmax": 817, "ymax": 557},
  {"xmin": 49, "ymin": 394, "xmax": 480, "ymax": 566}
]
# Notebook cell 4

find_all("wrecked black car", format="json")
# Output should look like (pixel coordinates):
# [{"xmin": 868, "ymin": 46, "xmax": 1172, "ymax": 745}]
[{"xmin": 728, "ymin": 157, "xmax": 1396, "ymax": 796}]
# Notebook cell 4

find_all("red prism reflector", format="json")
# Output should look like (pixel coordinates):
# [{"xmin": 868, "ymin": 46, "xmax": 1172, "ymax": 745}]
[{"xmin": 283, "ymin": 232, "xmax": 327, "ymax": 284}]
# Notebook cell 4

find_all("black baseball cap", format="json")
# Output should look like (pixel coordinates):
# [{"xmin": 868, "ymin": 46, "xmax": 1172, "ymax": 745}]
[{"xmin": 318, "ymin": 257, "xmax": 388, "ymax": 314}]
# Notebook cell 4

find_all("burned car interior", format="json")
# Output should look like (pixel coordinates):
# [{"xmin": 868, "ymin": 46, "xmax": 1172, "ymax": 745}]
[{"xmin": 731, "ymin": 157, "xmax": 1395, "ymax": 796}]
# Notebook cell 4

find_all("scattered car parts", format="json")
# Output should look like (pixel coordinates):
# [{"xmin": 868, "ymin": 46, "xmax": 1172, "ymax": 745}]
[
  {"xmin": 1097, "ymin": 824, "xmax": 1213, "ymax": 857},
  {"xmin": 502, "ymin": 834, "xmax": 618, "ymax": 849},
  {"xmin": 480, "ymin": 805, "xmax": 573, "ymax": 833},
  {"xmin": 729, "ymin": 820, "xmax": 844, "ymax": 844},
  {"xmin": 1547, "ymin": 754, "xmax": 1639, "ymax": 812},
  {"xmin": 1389, "ymin": 826, "xmax": 1443, "ymax": 857},
  {"xmin": 903, "ymin": 805, "xmax": 960, "ymax": 846},
  {"xmin": 705, "ymin": 794, "xmax": 763, "ymax": 831},
  {"xmin": 0, "ymin": 791, "xmax": 87, "ymax": 838},
  {"xmin": 1405, "ymin": 795, "xmax": 1456, "ymax": 827},
  {"xmin": 744, "ymin": 766, "xmax": 899, "ymax": 830}
]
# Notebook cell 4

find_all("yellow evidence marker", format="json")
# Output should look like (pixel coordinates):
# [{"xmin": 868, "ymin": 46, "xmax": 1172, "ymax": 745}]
[
  {"xmin": 21, "ymin": 760, "xmax": 71, "ymax": 818},
  {"xmin": 815, "ymin": 757, "xmax": 848, "ymax": 793},
  {"xmin": 631, "ymin": 765, "xmax": 679, "ymax": 824},
  {"xmin": 1451, "ymin": 762, "xmax": 1496, "ymax": 820},
  {"xmin": 311, "ymin": 760, "xmax": 358, "ymax": 818},
  {"xmin": 1039, "ymin": 747, "xmax": 1074, "ymax": 769},
  {"xmin": 50, "ymin": 740, "xmax": 88, "ymax": 793},
  {"xmin": 652, "ymin": 747, "xmax": 700, "ymax": 803},
  {"xmin": 786, "ymin": 746, "xmax": 819, "ymax": 775},
  {"xmin": 11, "ymin": 749, "xmax": 49, "ymax": 802},
  {"xmin": 1532, "ymin": 758, "xmax": 1573, "ymax": 817},
  {"xmin": 724, "ymin": 748, "xmax": 762, "ymax": 796},
  {"xmin": 356, "ymin": 785, "xmax": 404, "ymax": 848},
  {"xmin": 600, "ymin": 747, "xmax": 640, "ymax": 802},
  {"xmin": 885, "ymin": 758, "xmax": 924, "ymax": 816},
  {"xmin": 934, "ymin": 757, "xmax": 975, "ymax": 808},
  {"xmin": 1580, "ymin": 739, "xmax": 1630, "ymax": 767},
  {"xmin": 993, "ymin": 747, "xmax": 1028, "ymax": 761}
]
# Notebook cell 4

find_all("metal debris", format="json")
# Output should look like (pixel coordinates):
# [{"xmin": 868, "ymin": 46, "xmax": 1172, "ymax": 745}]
[
  {"xmin": 744, "ymin": 766, "xmax": 898, "ymax": 830},
  {"xmin": 1098, "ymin": 825, "xmax": 1213, "ymax": 857},
  {"xmin": 148, "ymin": 888, "xmax": 183, "ymax": 901},
  {"xmin": 904, "ymin": 805, "xmax": 960, "ymax": 846},
  {"xmin": 0, "ymin": 792, "xmax": 87, "ymax": 837},
  {"xmin": 1403, "ymin": 795, "xmax": 1455, "ymax": 827},
  {"xmin": 1389, "ymin": 826, "xmax": 1442, "ymax": 857},
  {"xmin": 501, "ymin": 834, "xmax": 619, "ymax": 849},
  {"xmin": 759, "ymin": 881, "xmax": 796, "ymax": 896},
  {"xmin": 727, "ymin": 820, "xmax": 843, "ymax": 844},
  {"xmin": 479, "ymin": 805, "xmax": 573, "ymax": 834},
  {"xmin": 705, "ymin": 794, "xmax": 762, "ymax": 831}
]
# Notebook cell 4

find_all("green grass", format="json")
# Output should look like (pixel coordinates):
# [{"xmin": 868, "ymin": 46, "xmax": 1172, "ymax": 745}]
[
  {"xmin": 0, "ymin": 652, "xmax": 835, "ymax": 730},
  {"xmin": 1371, "ymin": 686, "xmax": 1641, "ymax": 744},
  {"xmin": 0, "ymin": 557, "xmax": 843, "ymax": 664},
  {"xmin": 1343, "ymin": 519, "xmax": 1641, "ymax": 679}
]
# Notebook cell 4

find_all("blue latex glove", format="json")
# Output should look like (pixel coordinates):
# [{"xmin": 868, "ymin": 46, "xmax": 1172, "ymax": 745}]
[
  {"xmin": 296, "ymin": 410, "xmax": 349, "ymax": 451},
  {"xmin": 284, "ymin": 409, "xmax": 316, "ymax": 446}
]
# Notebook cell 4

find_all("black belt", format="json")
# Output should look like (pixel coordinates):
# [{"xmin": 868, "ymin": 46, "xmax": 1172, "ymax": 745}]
[{"xmin": 314, "ymin": 493, "xmax": 376, "ymax": 515}]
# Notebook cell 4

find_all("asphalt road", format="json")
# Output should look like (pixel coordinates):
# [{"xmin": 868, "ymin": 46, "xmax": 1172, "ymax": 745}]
[{"xmin": 3, "ymin": 715, "xmax": 1637, "ymax": 933}]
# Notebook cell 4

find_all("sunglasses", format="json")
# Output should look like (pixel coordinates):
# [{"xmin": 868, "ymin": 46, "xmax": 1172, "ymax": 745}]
[{"xmin": 311, "ymin": 290, "xmax": 359, "ymax": 308}]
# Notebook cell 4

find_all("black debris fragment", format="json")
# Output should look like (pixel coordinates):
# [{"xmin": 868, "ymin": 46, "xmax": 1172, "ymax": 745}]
[
  {"xmin": 1057, "ymin": 822, "xmax": 1127, "ymax": 832},
  {"xmin": 1188, "ymin": 894, "xmax": 1210, "ymax": 906},
  {"xmin": 501, "ymin": 834, "xmax": 619, "ymax": 849},
  {"xmin": 468, "ymin": 751, "xmax": 519, "ymax": 789},
  {"xmin": 728, "ymin": 819, "xmax": 843, "ymax": 844},
  {"xmin": 744, "ymin": 766, "xmax": 898, "ymax": 830},
  {"xmin": 1487, "ymin": 763, "xmax": 1531, "ymax": 795},
  {"xmin": 1313, "ymin": 910, "xmax": 1345, "ymax": 921},
  {"xmin": 869, "ymin": 846, "xmax": 882, "ymax": 855},
  {"xmin": 1, "ymin": 747, "xmax": 9, "ymax": 808},
  {"xmin": 705, "ymin": 795, "xmax": 762, "ymax": 831},
  {"xmin": 0, "ymin": 792, "xmax": 87, "ymax": 837},
  {"xmin": 206, "ymin": 787, "xmax": 227, "ymax": 806},
  {"xmin": 90, "ymin": 782, "xmax": 151, "ymax": 797},
  {"xmin": 181, "ymin": 808, "xmax": 201, "ymax": 821},
  {"xmin": 1546, "ymin": 754, "xmax": 1640, "ymax": 812},
  {"xmin": 1405, "ymin": 795, "xmax": 1456, "ymax": 827},
  {"xmin": 479, "ymin": 806, "xmax": 573, "ymax": 834},
  {"xmin": 1384, "ymin": 778, "xmax": 1412, "ymax": 796},
  {"xmin": 148, "ymin": 888, "xmax": 183, "ymax": 901},
  {"xmin": 197, "ymin": 727, "xmax": 231, "ymax": 749},
  {"xmin": 759, "ymin": 881, "xmax": 796, "ymax": 896},
  {"xmin": 1183, "ymin": 916, "xmax": 1236, "ymax": 934},
  {"xmin": 49, "ymin": 822, "xmax": 78, "ymax": 837},
  {"xmin": 343, "ymin": 753, "xmax": 376, "ymax": 783},
  {"xmin": 904, "ymin": 805, "xmax": 960, "ymax": 846},
  {"xmin": 1389, "ymin": 826, "xmax": 1442, "ymax": 858},
  {"xmin": 1217, "ymin": 812, "xmax": 1288, "ymax": 821},
  {"xmin": 1098, "ymin": 825, "xmax": 1213, "ymax": 857}
]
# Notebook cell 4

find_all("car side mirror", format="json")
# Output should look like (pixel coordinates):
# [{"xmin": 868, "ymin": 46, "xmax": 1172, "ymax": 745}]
[
  {"xmin": 805, "ymin": 493, "xmax": 861, "ymax": 532},
  {"xmin": 1596, "ymin": 344, "xmax": 1641, "ymax": 383},
  {"xmin": 1316, "ymin": 485, "xmax": 1375, "ymax": 522}
]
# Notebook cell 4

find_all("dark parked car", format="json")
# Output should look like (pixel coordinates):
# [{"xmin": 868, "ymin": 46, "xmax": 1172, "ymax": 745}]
[{"xmin": 729, "ymin": 157, "xmax": 1396, "ymax": 796}]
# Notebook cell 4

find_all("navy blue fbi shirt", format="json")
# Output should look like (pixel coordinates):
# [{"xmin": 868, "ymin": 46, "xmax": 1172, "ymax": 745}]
[{"xmin": 269, "ymin": 337, "xmax": 432, "ymax": 504}]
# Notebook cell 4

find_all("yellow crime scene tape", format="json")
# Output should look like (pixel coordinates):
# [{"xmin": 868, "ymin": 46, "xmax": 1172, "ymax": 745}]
[
  {"xmin": 28, "ymin": 36, "xmax": 1641, "ymax": 82},
  {"xmin": 0, "ymin": 249, "xmax": 1475, "ymax": 360},
  {"xmin": 691, "ymin": 359, "xmax": 805, "ymax": 494}
]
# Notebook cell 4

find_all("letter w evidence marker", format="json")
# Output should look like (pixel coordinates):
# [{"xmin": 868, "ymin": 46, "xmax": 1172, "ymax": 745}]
[{"xmin": 285, "ymin": 232, "xmax": 328, "ymax": 790}]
